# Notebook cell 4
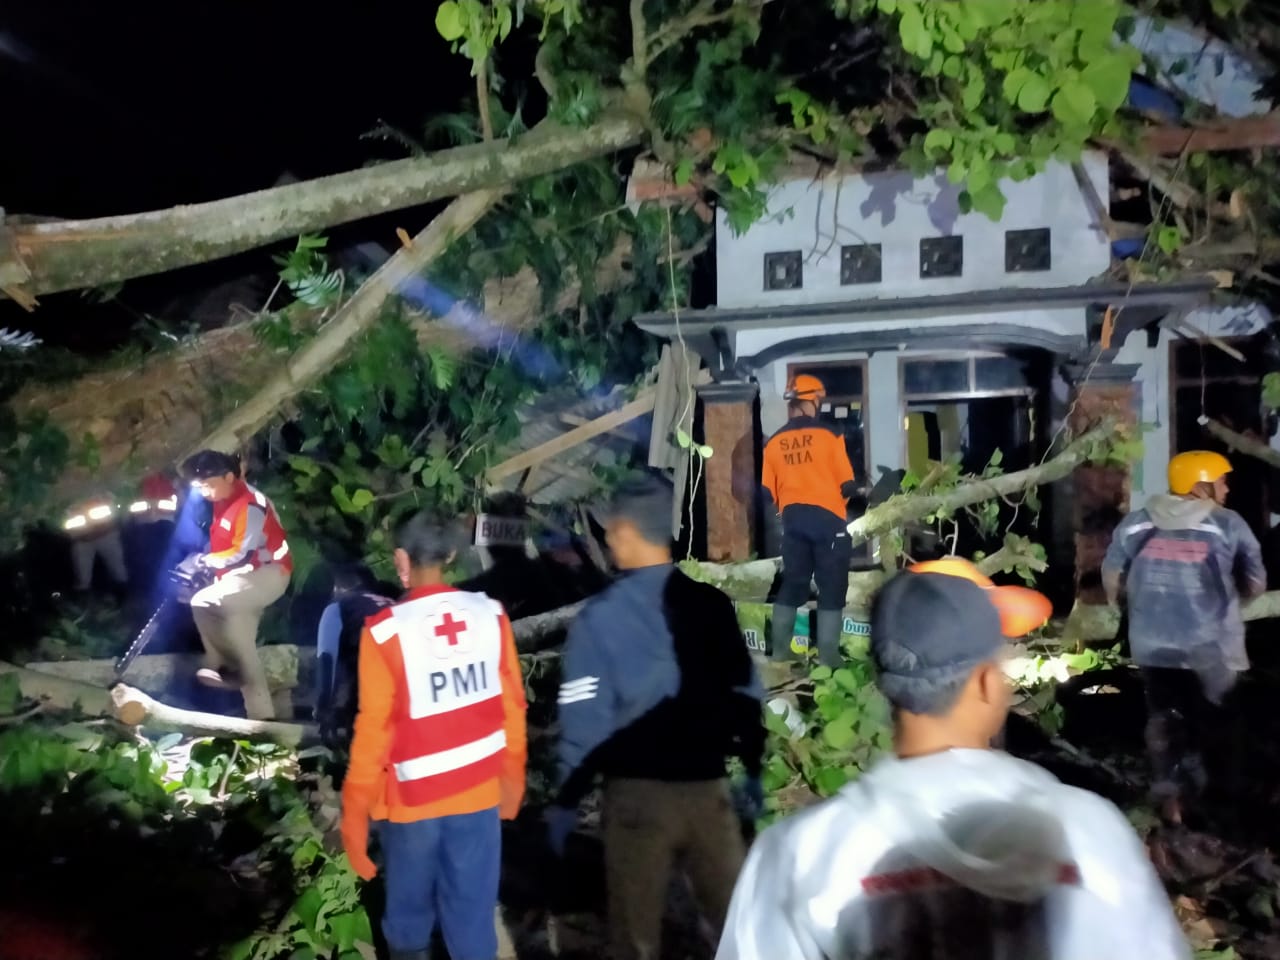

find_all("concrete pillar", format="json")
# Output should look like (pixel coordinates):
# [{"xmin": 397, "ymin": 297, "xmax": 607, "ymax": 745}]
[
  {"xmin": 698, "ymin": 381, "xmax": 759, "ymax": 562},
  {"xmin": 1064, "ymin": 362, "xmax": 1140, "ymax": 604}
]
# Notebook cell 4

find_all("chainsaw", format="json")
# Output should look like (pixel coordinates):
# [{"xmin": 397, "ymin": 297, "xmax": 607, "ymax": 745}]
[{"xmin": 113, "ymin": 553, "xmax": 214, "ymax": 679}]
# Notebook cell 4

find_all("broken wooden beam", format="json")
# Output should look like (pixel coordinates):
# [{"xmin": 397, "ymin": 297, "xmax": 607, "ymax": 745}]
[{"xmin": 1143, "ymin": 111, "xmax": 1280, "ymax": 156}]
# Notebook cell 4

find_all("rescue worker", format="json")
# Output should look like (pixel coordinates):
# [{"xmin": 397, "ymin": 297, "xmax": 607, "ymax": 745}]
[
  {"xmin": 716, "ymin": 559, "xmax": 1188, "ymax": 960},
  {"xmin": 315, "ymin": 563, "xmax": 396, "ymax": 748},
  {"xmin": 1103, "ymin": 450, "xmax": 1265, "ymax": 824},
  {"xmin": 762, "ymin": 374, "xmax": 857, "ymax": 666},
  {"xmin": 341, "ymin": 513, "xmax": 527, "ymax": 960},
  {"xmin": 63, "ymin": 491, "xmax": 129, "ymax": 598},
  {"xmin": 181, "ymin": 450, "xmax": 292, "ymax": 720},
  {"xmin": 546, "ymin": 472, "xmax": 766, "ymax": 960}
]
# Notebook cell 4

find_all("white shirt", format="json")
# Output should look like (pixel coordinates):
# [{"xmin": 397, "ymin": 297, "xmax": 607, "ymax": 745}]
[{"xmin": 716, "ymin": 749, "xmax": 1188, "ymax": 960}]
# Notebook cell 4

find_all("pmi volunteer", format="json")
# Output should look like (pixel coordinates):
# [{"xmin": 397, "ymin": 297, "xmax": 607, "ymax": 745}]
[
  {"xmin": 341, "ymin": 513, "xmax": 527, "ymax": 960},
  {"xmin": 762, "ymin": 374, "xmax": 859, "ymax": 667}
]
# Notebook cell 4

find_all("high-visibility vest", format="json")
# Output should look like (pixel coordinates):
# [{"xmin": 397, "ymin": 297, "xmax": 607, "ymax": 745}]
[
  {"xmin": 208, "ymin": 482, "xmax": 292, "ymax": 578},
  {"xmin": 365, "ymin": 589, "xmax": 507, "ymax": 806}
]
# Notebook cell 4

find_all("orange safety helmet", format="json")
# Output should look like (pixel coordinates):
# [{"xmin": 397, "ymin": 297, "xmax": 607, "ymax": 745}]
[
  {"xmin": 908, "ymin": 557, "xmax": 1053, "ymax": 638},
  {"xmin": 785, "ymin": 374, "xmax": 826, "ymax": 402},
  {"xmin": 1168, "ymin": 450, "xmax": 1232, "ymax": 496}
]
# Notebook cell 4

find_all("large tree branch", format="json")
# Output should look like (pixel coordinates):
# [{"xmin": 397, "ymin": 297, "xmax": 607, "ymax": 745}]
[
  {"xmin": 847, "ymin": 422, "xmax": 1116, "ymax": 547},
  {"xmin": 1204, "ymin": 418, "xmax": 1280, "ymax": 470},
  {"xmin": 1142, "ymin": 111, "xmax": 1280, "ymax": 156},
  {"xmin": 190, "ymin": 189, "xmax": 503, "ymax": 457},
  {"xmin": 2, "ymin": 116, "xmax": 644, "ymax": 300}
]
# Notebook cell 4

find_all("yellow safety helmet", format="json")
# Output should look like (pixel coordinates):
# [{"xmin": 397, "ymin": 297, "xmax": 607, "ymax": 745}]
[
  {"xmin": 1168, "ymin": 450, "xmax": 1232, "ymax": 495},
  {"xmin": 785, "ymin": 374, "xmax": 826, "ymax": 402}
]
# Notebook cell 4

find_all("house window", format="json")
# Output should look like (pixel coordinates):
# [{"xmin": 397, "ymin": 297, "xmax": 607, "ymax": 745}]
[
  {"xmin": 764, "ymin": 251, "xmax": 803, "ymax": 291},
  {"xmin": 1005, "ymin": 228, "xmax": 1051, "ymax": 272},
  {"xmin": 840, "ymin": 243, "xmax": 882, "ymax": 285},
  {"xmin": 919, "ymin": 236, "xmax": 963, "ymax": 278}
]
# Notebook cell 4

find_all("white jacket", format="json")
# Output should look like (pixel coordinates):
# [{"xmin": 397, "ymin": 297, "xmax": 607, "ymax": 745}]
[{"xmin": 716, "ymin": 749, "xmax": 1188, "ymax": 960}]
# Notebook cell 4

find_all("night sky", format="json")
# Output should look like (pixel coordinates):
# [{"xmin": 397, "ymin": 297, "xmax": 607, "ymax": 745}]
[{"xmin": 0, "ymin": 2, "xmax": 480, "ymax": 347}]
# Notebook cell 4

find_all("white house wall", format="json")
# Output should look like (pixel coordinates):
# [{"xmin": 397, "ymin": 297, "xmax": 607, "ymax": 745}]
[{"xmin": 716, "ymin": 153, "xmax": 1110, "ymax": 309}]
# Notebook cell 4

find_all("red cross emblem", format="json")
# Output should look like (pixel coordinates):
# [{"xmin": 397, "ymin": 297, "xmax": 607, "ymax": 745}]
[{"xmin": 430, "ymin": 605, "xmax": 470, "ymax": 657}]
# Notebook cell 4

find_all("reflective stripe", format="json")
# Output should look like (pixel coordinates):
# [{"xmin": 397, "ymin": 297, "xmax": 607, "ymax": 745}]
[
  {"xmin": 369, "ymin": 615, "xmax": 398, "ymax": 644},
  {"xmin": 87, "ymin": 505, "xmax": 113, "ymax": 521},
  {"xmin": 129, "ymin": 501, "xmax": 150, "ymax": 513},
  {"xmin": 393, "ymin": 729, "xmax": 506, "ymax": 782},
  {"xmin": 272, "ymin": 539, "xmax": 290, "ymax": 561}
]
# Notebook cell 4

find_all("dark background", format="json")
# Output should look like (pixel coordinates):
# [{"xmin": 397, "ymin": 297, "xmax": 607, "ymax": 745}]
[{"xmin": 0, "ymin": 1, "xmax": 480, "ymax": 350}]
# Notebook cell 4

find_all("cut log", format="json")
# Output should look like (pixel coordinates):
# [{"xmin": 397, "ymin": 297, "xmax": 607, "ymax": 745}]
[
  {"xmin": 1205, "ymin": 419, "xmax": 1280, "ymax": 471},
  {"xmin": 25, "ymin": 646, "xmax": 304, "ymax": 694},
  {"xmin": 3, "ymin": 116, "xmax": 644, "ymax": 299},
  {"xmin": 1063, "ymin": 590, "xmax": 1280, "ymax": 643},
  {"xmin": 110, "ymin": 684, "xmax": 312, "ymax": 746},
  {"xmin": 0, "ymin": 660, "xmax": 114, "ymax": 716}
]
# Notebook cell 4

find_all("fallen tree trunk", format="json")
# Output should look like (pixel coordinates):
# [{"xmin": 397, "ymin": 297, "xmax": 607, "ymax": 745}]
[
  {"xmin": 1063, "ymin": 590, "xmax": 1280, "ymax": 643},
  {"xmin": 0, "ymin": 659, "xmax": 312, "ymax": 743},
  {"xmin": 10, "ymin": 235, "xmax": 634, "ymax": 507},
  {"xmin": 23, "ymin": 597, "xmax": 587, "ymax": 699},
  {"xmin": 1205, "ymin": 418, "xmax": 1280, "ymax": 470},
  {"xmin": 3, "ymin": 116, "xmax": 644, "ymax": 299},
  {"xmin": 193, "ymin": 189, "xmax": 503, "ymax": 455}
]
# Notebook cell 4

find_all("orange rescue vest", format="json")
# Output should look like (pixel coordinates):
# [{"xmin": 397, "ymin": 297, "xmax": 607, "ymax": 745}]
[
  {"xmin": 762, "ymin": 416, "xmax": 856, "ymax": 521},
  {"xmin": 365, "ymin": 589, "xmax": 508, "ymax": 807}
]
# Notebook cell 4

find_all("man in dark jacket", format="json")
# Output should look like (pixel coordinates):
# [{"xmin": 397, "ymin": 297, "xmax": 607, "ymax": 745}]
[
  {"xmin": 1103, "ymin": 450, "xmax": 1266, "ymax": 824},
  {"xmin": 546, "ymin": 472, "xmax": 765, "ymax": 960},
  {"xmin": 314, "ymin": 563, "xmax": 397, "ymax": 748}
]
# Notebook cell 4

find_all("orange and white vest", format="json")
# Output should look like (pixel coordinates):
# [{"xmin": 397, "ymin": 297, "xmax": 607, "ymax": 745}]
[{"xmin": 365, "ymin": 587, "xmax": 507, "ymax": 806}]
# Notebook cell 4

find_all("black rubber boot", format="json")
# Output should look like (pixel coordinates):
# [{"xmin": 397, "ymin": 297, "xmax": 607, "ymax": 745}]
[
  {"xmin": 771, "ymin": 604, "xmax": 798, "ymax": 662},
  {"xmin": 816, "ymin": 609, "xmax": 844, "ymax": 668}
]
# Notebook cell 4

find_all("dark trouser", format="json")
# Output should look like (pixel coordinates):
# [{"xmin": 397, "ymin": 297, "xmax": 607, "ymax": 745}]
[
  {"xmin": 377, "ymin": 807, "xmax": 500, "ymax": 959},
  {"xmin": 773, "ymin": 505, "xmax": 851, "ymax": 665},
  {"xmin": 603, "ymin": 778, "xmax": 745, "ymax": 960},
  {"xmin": 1141, "ymin": 666, "xmax": 1241, "ymax": 808}
]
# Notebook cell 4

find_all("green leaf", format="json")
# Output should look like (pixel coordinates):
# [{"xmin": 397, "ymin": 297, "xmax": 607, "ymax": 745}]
[
  {"xmin": 1051, "ymin": 80, "xmax": 1097, "ymax": 128},
  {"xmin": 673, "ymin": 158, "xmax": 694, "ymax": 186},
  {"xmin": 1156, "ymin": 225, "xmax": 1182, "ymax": 255},
  {"xmin": 969, "ymin": 183, "xmax": 1007, "ymax": 220},
  {"xmin": 812, "ymin": 764, "xmax": 851, "ymax": 796},
  {"xmin": 435, "ymin": 1, "xmax": 466, "ymax": 41},
  {"xmin": 822, "ymin": 714, "xmax": 857, "ymax": 750},
  {"xmin": 696, "ymin": 444, "xmax": 714, "ymax": 459},
  {"xmin": 1016, "ymin": 74, "xmax": 1051, "ymax": 113},
  {"xmin": 898, "ymin": 3, "xmax": 931, "ymax": 59},
  {"xmin": 1081, "ymin": 53, "xmax": 1132, "ymax": 111},
  {"xmin": 350, "ymin": 489, "xmax": 375, "ymax": 511},
  {"xmin": 1002, "ymin": 67, "xmax": 1031, "ymax": 105},
  {"xmin": 923, "ymin": 128, "xmax": 953, "ymax": 155}
]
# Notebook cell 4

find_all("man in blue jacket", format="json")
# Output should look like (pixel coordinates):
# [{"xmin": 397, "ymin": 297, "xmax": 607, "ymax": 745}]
[{"xmin": 546, "ymin": 472, "xmax": 765, "ymax": 960}]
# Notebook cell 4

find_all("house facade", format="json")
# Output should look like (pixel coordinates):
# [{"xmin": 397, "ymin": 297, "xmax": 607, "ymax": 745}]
[{"xmin": 636, "ymin": 152, "xmax": 1275, "ymax": 601}]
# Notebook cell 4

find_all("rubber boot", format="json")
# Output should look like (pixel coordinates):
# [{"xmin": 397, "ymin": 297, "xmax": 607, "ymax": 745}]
[
  {"xmin": 816, "ymin": 609, "xmax": 844, "ymax": 668},
  {"xmin": 771, "ymin": 605, "xmax": 798, "ymax": 662}
]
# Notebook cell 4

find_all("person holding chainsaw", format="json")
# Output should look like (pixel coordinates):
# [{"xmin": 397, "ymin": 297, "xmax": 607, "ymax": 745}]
[
  {"xmin": 341, "ymin": 513, "xmax": 527, "ymax": 960},
  {"xmin": 181, "ymin": 450, "xmax": 292, "ymax": 720},
  {"xmin": 1103, "ymin": 450, "xmax": 1266, "ymax": 825},
  {"xmin": 762, "ymin": 374, "xmax": 858, "ymax": 667}
]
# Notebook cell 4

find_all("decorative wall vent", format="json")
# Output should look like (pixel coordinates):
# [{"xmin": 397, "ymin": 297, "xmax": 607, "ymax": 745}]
[
  {"xmin": 919, "ymin": 236, "xmax": 963, "ymax": 279},
  {"xmin": 840, "ymin": 243, "xmax": 882, "ymax": 285},
  {"xmin": 1005, "ymin": 227, "xmax": 1051, "ymax": 272},
  {"xmin": 764, "ymin": 250, "xmax": 803, "ymax": 290}
]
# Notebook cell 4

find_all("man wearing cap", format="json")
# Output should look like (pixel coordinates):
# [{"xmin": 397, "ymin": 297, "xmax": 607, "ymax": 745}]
[
  {"xmin": 762, "ymin": 374, "xmax": 858, "ymax": 667},
  {"xmin": 1103, "ymin": 450, "xmax": 1265, "ymax": 824},
  {"xmin": 341, "ymin": 513, "xmax": 527, "ymax": 960},
  {"xmin": 716, "ymin": 558, "xmax": 1188, "ymax": 960},
  {"xmin": 547, "ymin": 472, "xmax": 766, "ymax": 960}
]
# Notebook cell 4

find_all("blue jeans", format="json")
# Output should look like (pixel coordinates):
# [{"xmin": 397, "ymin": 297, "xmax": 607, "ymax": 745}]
[{"xmin": 377, "ymin": 807, "xmax": 501, "ymax": 959}]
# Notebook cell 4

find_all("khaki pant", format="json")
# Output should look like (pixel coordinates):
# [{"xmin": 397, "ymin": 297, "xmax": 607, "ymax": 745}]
[
  {"xmin": 190, "ymin": 564, "xmax": 289, "ymax": 720},
  {"xmin": 71, "ymin": 530, "xmax": 128, "ymax": 590},
  {"xmin": 602, "ymin": 778, "xmax": 745, "ymax": 960}
]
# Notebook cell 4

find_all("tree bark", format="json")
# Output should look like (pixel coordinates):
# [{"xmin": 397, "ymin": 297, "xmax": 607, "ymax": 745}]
[
  {"xmin": 1205, "ymin": 418, "xmax": 1280, "ymax": 470},
  {"xmin": 110, "ymin": 684, "xmax": 312, "ymax": 746},
  {"xmin": 191, "ymin": 189, "xmax": 503, "ymax": 456},
  {"xmin": 2, "ymin": 117, "xmax": 644, "ymax": 299},
  {"xmin": 1064, "ymin": 590, "xmax": 1280, "ymax": 643},
  {"xmin": 9, "ymin": 235, "xmax": 634, "ymax": 507}
]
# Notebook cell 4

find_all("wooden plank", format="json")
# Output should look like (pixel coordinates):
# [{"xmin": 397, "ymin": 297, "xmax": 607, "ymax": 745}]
[
  {"xmin": 1142, "ymin": 111, "xmax": 1280, "ymax": 155},
  {"xmin": 487, "ymin": 388, "xmax": 657, "ymax": 482}
]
